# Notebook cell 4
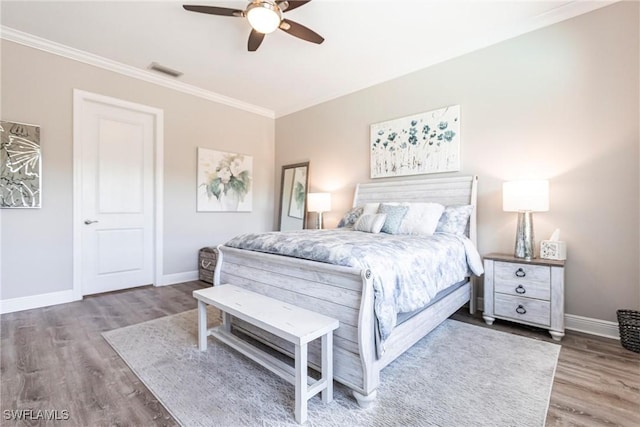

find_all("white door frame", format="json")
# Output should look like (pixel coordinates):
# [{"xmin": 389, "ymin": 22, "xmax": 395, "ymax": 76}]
[{"xmin": 72, "ymin": 89, "xmax": 164, "ymax": 299}]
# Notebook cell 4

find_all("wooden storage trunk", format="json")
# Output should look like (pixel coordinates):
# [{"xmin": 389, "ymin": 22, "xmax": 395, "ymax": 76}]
[{"xmin": 198, "ymin": 247, "xmax": 218, "ymax": 284}]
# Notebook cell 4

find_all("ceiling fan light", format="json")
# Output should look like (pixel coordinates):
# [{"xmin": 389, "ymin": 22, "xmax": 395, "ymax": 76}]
[{"xmin": 246, "ymin": 1, "xmax": 281, "ymax": 34}]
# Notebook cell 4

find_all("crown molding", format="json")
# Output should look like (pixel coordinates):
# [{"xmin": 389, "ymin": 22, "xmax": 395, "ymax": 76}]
[{"xmin": 0, "ymin": 26, "xmax": 275, "ymax": 119}]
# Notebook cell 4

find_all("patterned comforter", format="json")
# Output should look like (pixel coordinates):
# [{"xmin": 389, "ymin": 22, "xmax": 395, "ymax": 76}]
[{"xmin": 224, "ymin": 229, "xmax": 484, "ymax": 351}]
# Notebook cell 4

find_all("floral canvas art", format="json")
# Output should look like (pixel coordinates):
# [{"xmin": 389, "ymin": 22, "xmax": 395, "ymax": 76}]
[
  {"xmin": 197, "ymin": 148, "xmax": 252, "ymax": 212},
  {"xmin": 288, "ymin": 166, "xmax": 307, "ymax": 219},
  {"xmin": 1, "ymin": 121, "xmax": 41, "ymax": 208},
  {"xmin": 370, "ymin": 105, "xmax": 460, "ymax": 178}
]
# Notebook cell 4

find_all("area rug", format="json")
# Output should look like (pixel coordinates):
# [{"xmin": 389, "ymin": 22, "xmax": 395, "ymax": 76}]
[{"xmin": 103, "ymin": 309, "xmax": 560, "ymax": 426}]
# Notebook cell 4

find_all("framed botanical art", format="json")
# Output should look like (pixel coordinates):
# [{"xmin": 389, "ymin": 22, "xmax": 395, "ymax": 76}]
[
  {"xmin": 197, "ymin": 148, "xmax": 253, "ymax": 212},
  {"xmin": 370, "ymin": 105, "xmax": 460, "ymax": 178},
  {"xmin": 1, "ymin": 120, "xmax": 42, "ymax": 208}
]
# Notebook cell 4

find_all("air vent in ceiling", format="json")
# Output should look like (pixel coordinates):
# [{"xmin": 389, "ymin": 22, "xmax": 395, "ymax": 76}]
[{"xmin": 148, "ymin": 62, "xmax": 183, "ymax": 78}]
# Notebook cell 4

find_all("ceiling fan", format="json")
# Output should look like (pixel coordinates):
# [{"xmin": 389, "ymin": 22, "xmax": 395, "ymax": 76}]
[{"xmin": 183, "ymin": 0, "xmax": 324, "ymax": 52}]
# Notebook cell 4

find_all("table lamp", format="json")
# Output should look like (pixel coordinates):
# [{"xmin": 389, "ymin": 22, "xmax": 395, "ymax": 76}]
[
  {"xmin": 307, "ymin": 192, "xmax": 331, "ymax": 229},
  {"xmin": 503, "ymin": 180, "xmax": 549, "ymax": 260}
]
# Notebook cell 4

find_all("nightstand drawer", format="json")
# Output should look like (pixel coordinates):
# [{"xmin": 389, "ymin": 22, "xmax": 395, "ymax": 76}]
[
  {"xmin": 494, "ymin": 261, "xmax": 551, "ymax": 300},
  {"xmin": 494, "ymin": 279, "xmax": 550, "ymax": 301},
  {"xmin": 494, "ymin": 294, "xmax": 550, "ymax": 327}
]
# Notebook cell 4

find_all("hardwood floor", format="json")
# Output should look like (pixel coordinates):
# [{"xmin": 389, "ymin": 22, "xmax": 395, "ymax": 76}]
[
  {"xmin": 2, "ymin": 282, "xmax": 638, "ymax": 426},
  {"xmin": 1, "ymin": 282, "xmax": 206, "ymax": 427},
  {"xmin": 451, "ymin": 310, "xmax": 640, "ymax": 427}
]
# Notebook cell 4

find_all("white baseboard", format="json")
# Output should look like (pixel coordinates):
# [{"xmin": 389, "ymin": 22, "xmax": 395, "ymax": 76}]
[
  {"xmin": 0, "ymin": 273, "xmax": 199, "ymax": 314},
  {"xmin": 0, "ymin": 290, "xmax": 80, "ymax": 315},
  {"xmin": 476, "ymin": 297, "xmax": 620, "ymax": 340},
  {"xmin": 158, "ymin": 270, "xmax": 199, "ymax": 286},
  {"xmin": 564, "ymin": 314, "xmax": 619, "ymax": 340}
]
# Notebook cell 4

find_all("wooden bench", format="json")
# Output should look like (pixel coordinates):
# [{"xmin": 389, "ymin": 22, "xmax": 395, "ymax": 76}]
[{"xmin": 193, "ymin": 284, "xmax": 339, "ymax": 424}]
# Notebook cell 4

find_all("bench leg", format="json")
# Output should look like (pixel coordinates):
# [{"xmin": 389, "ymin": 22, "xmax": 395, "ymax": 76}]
[
  {"xmin": 294, "ymin": 343, "xmax": 308, "ymax": 424},
  {"xmin": 222, "ymin": 311, "xmax": 232, "ymax": 333},
  {"xmin": 321, "ymin": 332, "xmax": 333, "ymax": 403},
  {"xmin": 198, "ymin": 300, "xmax": 207, "ymax": 351}
]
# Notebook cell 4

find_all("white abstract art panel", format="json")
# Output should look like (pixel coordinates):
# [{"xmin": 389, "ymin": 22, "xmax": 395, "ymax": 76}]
[{"xmin": 1, "ymin": 121, "xmax": 41, "ymax": 208}]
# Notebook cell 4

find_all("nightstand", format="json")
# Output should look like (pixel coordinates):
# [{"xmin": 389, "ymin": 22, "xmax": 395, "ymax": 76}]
[
  {"xmin": 483, "ymin": 253, "xmax": 565, "ymax": 341},
  {"xmin": 198, "ymin": 247, "xmax": 218, "ymax": 284}
]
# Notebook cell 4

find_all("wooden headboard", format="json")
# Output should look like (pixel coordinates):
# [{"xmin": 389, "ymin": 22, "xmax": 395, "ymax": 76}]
[{"xmin": 353, "ymin": 175, "xmax": 479, "ymax": 247}]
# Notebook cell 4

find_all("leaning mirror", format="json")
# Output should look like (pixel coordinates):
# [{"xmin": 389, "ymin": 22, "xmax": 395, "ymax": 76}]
[{"xmin": 279, "ymin": 162, "xmax": 309, "ymax": 231}]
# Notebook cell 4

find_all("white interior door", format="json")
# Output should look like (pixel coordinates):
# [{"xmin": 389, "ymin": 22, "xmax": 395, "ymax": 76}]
[{"xmin": 76, "ymin": 95, "xmax": 156, "ymax": 296}]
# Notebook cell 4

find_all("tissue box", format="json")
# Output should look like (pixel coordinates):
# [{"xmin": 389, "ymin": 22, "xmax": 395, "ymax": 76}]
[{"xmin": 540, "ymin": 240, "xmax": 567, "ymax": 260}]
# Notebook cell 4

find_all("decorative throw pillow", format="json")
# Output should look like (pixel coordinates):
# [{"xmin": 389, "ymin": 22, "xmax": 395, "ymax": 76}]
[
  {"xmin": 435, "ymin": 205, "xmax": 474, "ymax": 235},
  {"xmin": 354, "ymin": 213, "xmax": 387, "ymax": 233},
  {"xmin": 337, "ymin": 206, "xmax": 364, "ymax": 228},
  {"xmin": 362, "ymin": 202, "xmax": 380, "ymax": 215},
  {"xmin": 397, "ymin": 202, "xmax": 445, "ymax": 236},
  {"xmin": 377, "ymin": 203, "xmax": 409, "ymax": 234}
]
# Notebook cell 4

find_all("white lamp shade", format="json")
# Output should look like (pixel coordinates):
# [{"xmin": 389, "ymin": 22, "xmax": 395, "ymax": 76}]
[
  {"xmin": 503, "ymin": 180, "xmax": 549, "ymax": 212},
  {"xmin": 307, "ymin": 192, "xmax": 331, "ymax": 213}
]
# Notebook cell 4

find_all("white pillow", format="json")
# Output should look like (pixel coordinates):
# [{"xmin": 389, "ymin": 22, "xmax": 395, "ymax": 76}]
[
  {"xmin": 354, "ymin": 213, "xmax": 387, "ymax": 233},
  {"xmin": 361, "ymin": 202, "xmax": 380, "ymax": 215},
  {"xmin": 397, "ymin": 202, "xmax": 445, "ymax": 236}
]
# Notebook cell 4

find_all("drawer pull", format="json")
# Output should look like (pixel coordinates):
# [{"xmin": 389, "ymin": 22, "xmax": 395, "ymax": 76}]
[
  {"xmin": 201, "ymin": 260, "xmax": 213, "ymax": 269},
  {"xmin": 515, "ymin": 285, "xmax": 526, "ymax": 294},
  {"xmin": 515, "ymin": 268, "xmax": 526, "ymax": 278},
  {"xmin": 516, "ymin": 305, "xmax": 527, "ymax": 315}
]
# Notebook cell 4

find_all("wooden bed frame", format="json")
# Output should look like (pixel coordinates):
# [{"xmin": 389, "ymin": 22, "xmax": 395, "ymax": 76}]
[{"xmin": 214, "ymin": 175, "xmax": 478, "ymax": 407}]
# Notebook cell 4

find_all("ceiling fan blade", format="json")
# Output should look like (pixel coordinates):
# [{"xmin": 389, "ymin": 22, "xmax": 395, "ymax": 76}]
[
  {"xmin": 279, "ymin": 19, "xmax": 324, "ymax": 44},
  {"xmin": 183, "ymin": 5, "xmax": 243, "ymax": 17},
  {"xmin": 248, "ymin": 30, "xmax": 266, "ymax": 52},
  {"xmin": 281, "ymin": 1, "xmax": 311, "ymax": 12}
]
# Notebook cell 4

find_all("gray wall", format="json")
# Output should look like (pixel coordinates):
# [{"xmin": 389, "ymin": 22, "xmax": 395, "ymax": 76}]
[
  {"xmin": 275, "ymin": 2, "xmax": 640, "ymax": 322},
  {"xmin": 1, "ymin": 40, "xmax": 275, "ymax": 300}
]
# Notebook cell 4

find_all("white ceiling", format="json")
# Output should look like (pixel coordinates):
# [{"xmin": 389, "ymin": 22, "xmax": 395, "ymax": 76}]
[{"xmin": 1, "ymin": 1, "xmax": 616, "ymax": 118}]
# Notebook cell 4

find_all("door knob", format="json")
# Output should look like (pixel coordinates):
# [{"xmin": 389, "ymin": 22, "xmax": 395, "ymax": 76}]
[{"xmin": 84, "ymin": 219, "xmax": 99, "ymax": 225}]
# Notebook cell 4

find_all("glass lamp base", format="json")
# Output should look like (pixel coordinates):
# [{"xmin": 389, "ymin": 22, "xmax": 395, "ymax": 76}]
[
  {"xmin": 514, "ymin": 211, "xmax": 535, "ymax": 260},
  {"xmin": 316, "ymin": 212, "xmax": 324, "ymax": 230}
]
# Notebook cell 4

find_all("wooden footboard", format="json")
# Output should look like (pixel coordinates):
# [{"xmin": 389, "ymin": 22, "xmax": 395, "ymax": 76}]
[
  {"xmin": 214, "ymin": 245, "xmax": 471, "ymax": 400},
  {"xmin": 215, "ymin": 245, "xmax": 377, "ymax": 396}
]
